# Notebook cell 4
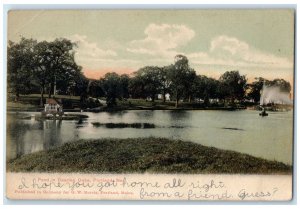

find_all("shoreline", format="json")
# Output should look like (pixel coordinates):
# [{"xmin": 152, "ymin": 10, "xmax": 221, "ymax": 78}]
[
  {"xmin": 7, "ymin": 106, "xmax": 248, "ymax": 113},
  {"xmin": 7, "ymin": 138, "xmax": 292, "ymax": 174},
  {"xmin": 7, "ymin": 95, "xmax": 293, "ymax": 113}
]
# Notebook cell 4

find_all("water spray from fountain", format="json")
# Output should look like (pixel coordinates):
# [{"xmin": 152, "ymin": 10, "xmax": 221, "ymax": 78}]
[
  {"xmin": 260, "ymin": 83, "xmax": 292, "ymax": 106},
  {"xmin": 258, "ymin": 81, "xmax": 292, "ymax": 116}
]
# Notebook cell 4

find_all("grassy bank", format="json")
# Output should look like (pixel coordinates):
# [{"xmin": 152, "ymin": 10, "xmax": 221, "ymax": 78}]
[
  {"xmin": 7, "ymin": 138, "xmax": 292, "ymax": 174},
  {"xmin": 7, "ymin": 94, "xmax": 81, "ymax": 111},
  {"xmin": 111, "ymin": 98, "xmax": 246, "ymax": 111}
]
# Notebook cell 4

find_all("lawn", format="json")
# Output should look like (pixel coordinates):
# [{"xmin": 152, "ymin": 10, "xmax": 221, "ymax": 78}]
[{"xmin": 7, "ymin": 138, "xmax": 292, "ymax": 174}]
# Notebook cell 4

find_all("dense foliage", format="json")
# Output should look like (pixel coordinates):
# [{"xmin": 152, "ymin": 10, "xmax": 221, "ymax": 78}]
[{"xmin": 7, "ymin": 38, "xmax": 292, "ymax": 108}]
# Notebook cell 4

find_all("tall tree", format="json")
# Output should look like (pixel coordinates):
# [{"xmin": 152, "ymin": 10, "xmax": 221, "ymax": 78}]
[
  {"xmin": 183, "ymin": 70, "xmax": 197, "ymax": 103},
  {"xmin": 159, "ymin": 66, "xmax": 172, "ymax": 103},
  {"xmin": 31, "ymin": 39, "xmax": 82, "ymax": 103},
  {"xmin": 32, "ymin": 41, "xmax": 52, "ymax": 105},
  {"xmin": 247, "ymin": 77, "xmax": 266, "ymax": 103},
  {"xmin": 74, "ymin": 73, "xmax": 89, "ymax": 106},
  {"xmin": 128, "ymin": 75, "xmax": 145, "ymax": 99},
  {"xmin": 119, "ymin": 74, "xmax": 130, "ymax": 100},
  {"xmin": 44, "ymin": 38, "xmax": 79, "ymax": 98},
  {"xmin": 88, "ymin": 79, "xmax": 104, "ymax": 98},
  {"xmin": 192, "ymin": 75, "xmax": 218, "ymax": 105},
  {"xmin": 7, "ymin": 38, "xmax": 37, "ymax": 101},
  {"xmin": 219, "ymin": 71, "xmax": 247, "ymax": 103},
  {"xmin": 133, "ymin": 66, "xmax": 163, "ymax": 101},
  {"xmin": 100, "ymin": 72, "xmax": 121, "ymax": 107},
  {"xmin": 168, "ymin": 55, "xmax": 196, "ymax": 107}
]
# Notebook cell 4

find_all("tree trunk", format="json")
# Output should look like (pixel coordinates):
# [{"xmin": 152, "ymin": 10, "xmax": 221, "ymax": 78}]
[
  {"xmin": 204, "ymin": 96, "xmax": 209, "ymax": 106},
  {"xmin": 40, "ymin": 86, "xmax": 44, "ymax": 106},
  {"xmin": 48, "ymin": 82, "xmax": 53, "ymax": 98},
  {"xmin": 163, "ymin": 89, "xmax": 166, "ymax": 103},
  {"xmin": 151, "ymin": 94, "xmax": 155, "ymax": 102},
  {"xmin": 175, "ymin": 98, "xmax": 179, "ymax": 108},
  {"xmin": 48, "ymin": 90, "xmax": 51, "ymax": 98},
  {"xmin": 188, "ymin": 95, "xmax": 191, "ymax": 103},
  {"xmin": 175, "ymin": 91, "xmax": 180, "ymax": 108}
]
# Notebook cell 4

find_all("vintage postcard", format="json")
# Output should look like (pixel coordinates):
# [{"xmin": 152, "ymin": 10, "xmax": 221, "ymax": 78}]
[{"xmin": 6, "ymin": 9, "xmax": 294, "ymax": 201}]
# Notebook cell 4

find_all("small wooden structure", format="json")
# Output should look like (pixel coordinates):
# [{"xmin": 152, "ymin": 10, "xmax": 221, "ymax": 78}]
[{"xmin": 42, "ymin": 98, "xmax": 64, "ymax": 117}]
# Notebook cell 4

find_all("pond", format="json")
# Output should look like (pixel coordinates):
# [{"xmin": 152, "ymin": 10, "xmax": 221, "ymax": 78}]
[{"xmin": 6, "ymin": 110, "xmax": 293, "ymax": 165}]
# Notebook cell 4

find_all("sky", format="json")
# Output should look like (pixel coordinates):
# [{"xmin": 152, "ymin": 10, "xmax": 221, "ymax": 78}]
[{"xmin": 7, "ymin": 9, "xmax": 295, "ymax": 85}]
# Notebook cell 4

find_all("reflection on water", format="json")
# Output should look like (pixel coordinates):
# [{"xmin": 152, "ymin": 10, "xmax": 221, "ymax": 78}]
[
  {"xmin": 6, "ymin": 110, "xmax": 293, "ymax": 165},
  {"xmin": 6, "ymin": 115, "xmax": 79, "ymax": 160}
]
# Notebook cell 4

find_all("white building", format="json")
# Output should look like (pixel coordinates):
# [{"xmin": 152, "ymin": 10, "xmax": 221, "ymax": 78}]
[
  {"xmin": 157, "ymin": 93, "xmax": 171, "ymax": 101},
  {"xmin": 42, "ymin": 98, "xmax": 63, "ymax": 116}
]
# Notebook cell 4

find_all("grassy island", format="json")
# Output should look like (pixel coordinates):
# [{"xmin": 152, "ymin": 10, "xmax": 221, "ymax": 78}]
[{"xmin": 7, "ymin": 138, "xmax": 292, "ymax": 174}]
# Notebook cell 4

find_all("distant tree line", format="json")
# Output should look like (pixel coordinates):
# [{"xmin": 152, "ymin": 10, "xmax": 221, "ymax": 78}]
[{"xmin": 7, "ymin": 38, "xmax": 292, "ymax": 108}]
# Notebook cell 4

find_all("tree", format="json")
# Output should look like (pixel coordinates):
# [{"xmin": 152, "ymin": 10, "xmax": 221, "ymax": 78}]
[
  {"xmin": 168, "ymin": 55, "xmax": 196, "ymax": 107},
  {"xmin": 269, "ymin": 78, "xmax": 291, "ymax": 93},
  {"xmin": 100, "ymin": 72, "xmax": 121, "ymax": 107},
  {"xmin": 247, "ymin": 77, "xmax": 291, "ymax": 104},
  {"xmin": 128, "ymin": 75, "xmax": 145, "ymax": 99},
  {"xmin": 183, "ymin": 70, "xmax": 197, "ymax": 103},
  {"xmin": 56, "ymin": 64, "xmax": 82, "ymax": 96},
  {"xmin": 32, "ymin": 41, "xmax": 52, "ymax": 105},
  {"xmin": 247, "ymin": 77, "xmax": 266, "ymax": 103},
  {"xmin": 219, "ymin": 71, "xmax": 247, "ymax": 103},
  {"xmin": 40, "ymin": 38, "xmax": 80, "ymax": 98},
  {"xmin": 216, "ymin": 79, "xmax": 230, "ymax": 105},
  {"xmin": 204, "ymin": 77, "xmax": 219, "ymax": 101},
  {"xmin": 159, "ymin": 66, "xmax": 172, "ymax": 103},
  {"xmin": 7, "ymin": 38, "xmax": 37, "ymax": 101},
  {"xmin": 8, "ymin": 37, "xmax": 83, "ymax": 105},
  {"xmin": 133, "ymin": 66, "xmax": 163, "ymax": 102},
  {"xmin": 88, "ymin": 79, "xmax": 104, "ymax": 98},
  {"xmin": 192, "ymin": 75, "xmax": 218, "ymax": 105},
  {"xmin": 74, "ymin": 73, "xmax": 89, "ymax": 107},
  {"xmin": 119, "ymin": 74, "xmax": 130, "ymax": 100}
]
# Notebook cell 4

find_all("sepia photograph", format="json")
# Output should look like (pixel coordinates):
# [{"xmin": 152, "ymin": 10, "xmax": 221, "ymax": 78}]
[{"xmin": 5, "ymin": 9, "xmax": 294, "ymax": 201}]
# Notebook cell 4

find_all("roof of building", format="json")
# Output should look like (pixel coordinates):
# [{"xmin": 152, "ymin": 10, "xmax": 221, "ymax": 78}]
[{"xmin": 46, "ymin": 98, "xmax": 61, "ymax": 105}]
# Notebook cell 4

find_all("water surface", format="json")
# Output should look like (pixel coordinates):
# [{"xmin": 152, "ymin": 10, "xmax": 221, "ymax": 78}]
[{"xmin": 6, "ymin": 110, "xmax": 293, "ymax": 165}]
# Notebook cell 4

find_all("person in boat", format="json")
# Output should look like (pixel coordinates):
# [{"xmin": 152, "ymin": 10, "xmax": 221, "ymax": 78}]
[{"xmin": 260, "ymin": 107, "xmax": 268, "ymax": 116}]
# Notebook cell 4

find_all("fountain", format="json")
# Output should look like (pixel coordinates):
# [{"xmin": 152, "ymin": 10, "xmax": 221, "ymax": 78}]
[
  {"xmin": 260, "ymin": 85, "xmax": 292, "ymax": 106},
  {"xmin": 259, "ymin": 83, "xmax": 293, "ymax": 114}
]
